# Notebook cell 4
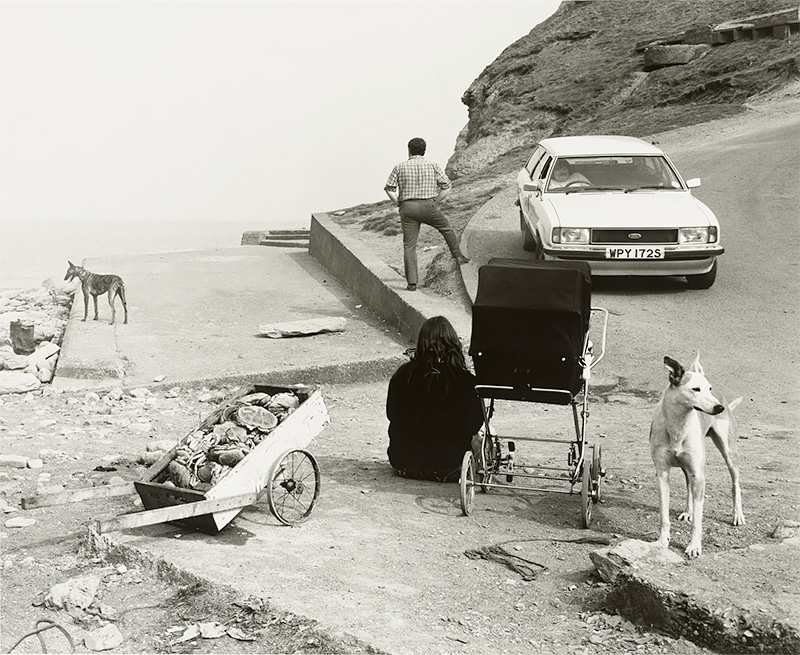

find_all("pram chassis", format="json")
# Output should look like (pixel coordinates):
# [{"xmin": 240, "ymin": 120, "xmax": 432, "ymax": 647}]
[{"xmin": 460, "ymin": 274, "xmax": 609, "ymax": 527}]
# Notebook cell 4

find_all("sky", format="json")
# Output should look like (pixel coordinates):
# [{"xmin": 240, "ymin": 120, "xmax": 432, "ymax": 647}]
[{"xmin": 0, "ymin": 0, "xmax": 561, "ymax": 228}]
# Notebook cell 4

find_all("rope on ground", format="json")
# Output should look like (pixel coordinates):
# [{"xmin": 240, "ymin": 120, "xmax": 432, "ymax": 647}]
[
  {"xmin": 464, "ymin": 545, "xmax": 547, "ymax": 581},
  {"xmin": 6, "ymin": 618, "xmax": 75, "ymax": 654}
]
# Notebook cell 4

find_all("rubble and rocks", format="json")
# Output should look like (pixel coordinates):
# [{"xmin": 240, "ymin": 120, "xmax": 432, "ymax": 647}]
[{"xmin": 0, "ymin": 280, "xmax": 74, "ymax": 394}]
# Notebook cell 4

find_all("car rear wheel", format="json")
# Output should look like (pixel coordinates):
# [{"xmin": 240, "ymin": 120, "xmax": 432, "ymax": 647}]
[{"xmin": 686, "ymin": 260, "xmax": 717, "ymax": 289}]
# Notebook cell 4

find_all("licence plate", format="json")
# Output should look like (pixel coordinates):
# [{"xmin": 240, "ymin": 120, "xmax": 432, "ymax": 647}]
[{"xmin": 605, "ymin": 247, "xmax": 664, "ymax": 259}]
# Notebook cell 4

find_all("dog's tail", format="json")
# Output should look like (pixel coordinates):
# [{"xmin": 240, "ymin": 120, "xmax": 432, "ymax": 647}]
[{"xmin": 728, "ymin": 397, "xmax": 743, "ymax": 412}]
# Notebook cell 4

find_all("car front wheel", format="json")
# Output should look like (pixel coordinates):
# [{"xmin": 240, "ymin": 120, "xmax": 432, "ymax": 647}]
[
  {"xmin": 686, "ymin": 260, "xmax": 718, "ymax": 289},
  {"xmin": 522, "ymin": 222, "xmax": 544, "ymax": 259}
]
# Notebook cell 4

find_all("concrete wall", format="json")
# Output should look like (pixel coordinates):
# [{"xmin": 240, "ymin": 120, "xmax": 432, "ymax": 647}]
[{"xmin": 308, "ymin": 213, "xmax": 471, "ymax": 346}]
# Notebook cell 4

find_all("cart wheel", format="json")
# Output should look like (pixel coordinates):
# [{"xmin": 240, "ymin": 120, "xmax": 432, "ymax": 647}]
[
  {"xmin": 478, "ymin": 437, "xmax": 494, "ymax": 493},
  {"xmin": 267, "ymin": 449, "xmax": 320, "ymax": 525},
  {"xmin": 592, "ymin": 444, "xmax": 603, "ymax": 504},
  {"xmin": 580, "ymin": 460, "xmax": 593, "ymax": 528},
  {"xmin": 459, "ymin": 451, "xmax": 476, "ymax": 516}
]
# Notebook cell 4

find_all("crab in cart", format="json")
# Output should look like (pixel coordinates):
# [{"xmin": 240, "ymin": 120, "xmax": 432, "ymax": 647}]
[{"xmin": 459, "ymin": 259, "xmax": 609, "ymax": 528}]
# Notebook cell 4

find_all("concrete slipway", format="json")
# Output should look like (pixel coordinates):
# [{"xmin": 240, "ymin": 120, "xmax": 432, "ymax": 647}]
[{"xmin": 54, "ymin": 212, "xmax": 797, "ymax": 654}]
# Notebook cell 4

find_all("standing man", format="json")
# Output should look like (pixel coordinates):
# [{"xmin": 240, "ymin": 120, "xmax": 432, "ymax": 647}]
[{"xmin": 384, "ymin": 137, "xmax": 469, "ymax": 291}]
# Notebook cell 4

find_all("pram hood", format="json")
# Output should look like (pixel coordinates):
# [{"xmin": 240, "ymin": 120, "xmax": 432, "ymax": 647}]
[{"xmin": 469, "ymin": 259, "xmax": 592, "ymax": 402}]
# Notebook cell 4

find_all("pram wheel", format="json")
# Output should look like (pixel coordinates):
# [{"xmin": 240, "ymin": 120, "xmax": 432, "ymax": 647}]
[
  {"xmin": 478, "ymin": 437, "xmax": 495, "ymax": 492},
  {"xmin": 581, "ymin": 459, "xmax": 592, "ymax": 528},
  {"xmin": 592, "ymin": 444, "xmax": 603, "ymax": 504},
  {"xmin": 459, "ymin": 451, "xmax": 476, "ymax": 515}
]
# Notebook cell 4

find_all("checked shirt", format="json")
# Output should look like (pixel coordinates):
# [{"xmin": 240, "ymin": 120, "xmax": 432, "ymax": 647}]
[{"xmin": 384, "ymin": 155, "xmax": 451, "ymax": 202}]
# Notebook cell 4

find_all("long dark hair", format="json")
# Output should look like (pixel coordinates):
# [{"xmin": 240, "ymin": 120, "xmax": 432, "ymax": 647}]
[{"xmin": 413, "ymin": 316, "xmax": 469, "ymax": 398}]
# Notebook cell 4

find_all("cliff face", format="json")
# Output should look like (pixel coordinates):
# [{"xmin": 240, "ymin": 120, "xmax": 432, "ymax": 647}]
[{"xmin": 446, "ymin": 0, "xmax": 799, "ymax": 179}]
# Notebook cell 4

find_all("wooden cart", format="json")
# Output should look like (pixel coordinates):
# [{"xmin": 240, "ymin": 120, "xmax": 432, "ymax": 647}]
[{"xmin": 63, "ymin": 382, "xmax": 328, "ymax": 535}]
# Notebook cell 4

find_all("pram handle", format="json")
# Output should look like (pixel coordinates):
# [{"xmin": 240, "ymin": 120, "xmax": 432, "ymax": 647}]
[{"xmin": 584, "ymin": 307, "xmax": 609, "ymax": 370}]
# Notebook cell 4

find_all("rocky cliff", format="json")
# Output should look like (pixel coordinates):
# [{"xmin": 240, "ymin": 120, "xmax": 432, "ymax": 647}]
[{"xmin": 446, "ymin": 0, "xmax": 799, "ymax": 179}]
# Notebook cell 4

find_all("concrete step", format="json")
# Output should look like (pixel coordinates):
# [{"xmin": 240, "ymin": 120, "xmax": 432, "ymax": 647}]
[
  {"xmin": 261, "ymin": 234, "xmax": 310, "ymax": 242},
  {"xmin": 258, "ymin": 240, "xmax": 309, "ymax": 248},
  {"xmin": 241, "ymin": 229, "xmax": 310, "ymax": 245}
]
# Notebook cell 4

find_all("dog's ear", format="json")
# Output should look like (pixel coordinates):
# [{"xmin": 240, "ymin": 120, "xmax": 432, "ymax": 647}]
[
  {"xmin": 689, "ymin": 351, "xmax": 704, "ymax": 374},
  {"xmin": 664, "ymin": 356, "xmax": 685, "ymax": 386},
  {"xmin": 67, "ymin": 261, "xmax": 74, "ymax": 267}
]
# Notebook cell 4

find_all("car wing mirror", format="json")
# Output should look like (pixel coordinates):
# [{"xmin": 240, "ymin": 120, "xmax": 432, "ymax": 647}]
[
  {"xmin": 685, "ymin": 178, "xmax": 701, "ymax": 189},
  {"xmin": 522, "ymin": 181, "xmax": 541, "ymax": 192}
]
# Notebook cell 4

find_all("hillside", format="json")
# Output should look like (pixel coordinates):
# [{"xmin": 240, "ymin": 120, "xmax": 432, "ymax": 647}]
[
  {"xmin": 446, "ymin": 0, "xmax": 798, "ymax": 178},
  {"xmin": 330, "ymin": 0, "xmax": 799, "ymax": 295}
]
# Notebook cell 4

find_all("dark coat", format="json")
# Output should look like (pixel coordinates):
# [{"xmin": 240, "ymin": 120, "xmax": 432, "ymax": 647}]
[{"xmin": 386, "ymin": 360, "xmax": 484, "ymax": 472}]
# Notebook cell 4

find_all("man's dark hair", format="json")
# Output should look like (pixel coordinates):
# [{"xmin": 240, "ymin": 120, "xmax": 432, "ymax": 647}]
[{"xmin": 408, "ymin": 137, "xmax": 426, "ymax": 156}]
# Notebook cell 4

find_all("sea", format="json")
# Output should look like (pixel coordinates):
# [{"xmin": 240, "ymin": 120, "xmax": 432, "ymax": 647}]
[{"xmin": 0, "ymin": 219, "xmax": 307, "ymax": 291}]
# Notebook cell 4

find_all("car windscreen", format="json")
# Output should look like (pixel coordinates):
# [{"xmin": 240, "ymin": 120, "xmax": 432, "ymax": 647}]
[{"xmin": 546, "ymin": 155, "xmax": 682, "ymax": 193}]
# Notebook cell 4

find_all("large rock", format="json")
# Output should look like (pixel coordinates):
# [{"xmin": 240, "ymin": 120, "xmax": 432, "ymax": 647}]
[
  {"xmin": 84, "ymin": 624, "xmax": 124, "ymax": 651},
  {"xmin": 27, "ymin": 341, "xmax": 60, "ymax": 382},
  {"xmin": 257, "ymin": 316, "xmax": 347, "ymax": 338},
  {"xmin": 3, "ymin": 354, "xmax": 29, "ymax": 370},
  {"xmin": 0, "ymin": 455, "xmax": 29, "ymax": 468},
  {"xmin": 0, "ymin": 370, "xmax": 41, "ymax": 394},
  {"xmin": 643, "ymin": 44, "xmax": 711, "ymax": 70},
  {"xmin": 590, "ymin": 538, "xmax": 683, "ymax": 583},
  {"xmin": 45, "ymin": 574, "xmax": 101, "ymax": 610}
]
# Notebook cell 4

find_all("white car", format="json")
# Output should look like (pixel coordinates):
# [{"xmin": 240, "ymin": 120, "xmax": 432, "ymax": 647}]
[{"xmin": 515, "ymin": 135, "xmax": 723, "ymax": 288}]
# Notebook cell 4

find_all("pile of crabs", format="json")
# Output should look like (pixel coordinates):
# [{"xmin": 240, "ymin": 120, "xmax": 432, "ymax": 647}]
[{"xmin": 164, "ymin": 390, "xmax": 300, "ymax": 491}]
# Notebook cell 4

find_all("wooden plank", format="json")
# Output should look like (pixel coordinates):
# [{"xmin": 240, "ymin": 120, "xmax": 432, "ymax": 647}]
[
  {"xmin": 21, "ymin": 482, "xmax": 136, "ymax": 509},
  {"xmin": 95, "ymin": 492, "xmax": 257, "ymax": 533}
]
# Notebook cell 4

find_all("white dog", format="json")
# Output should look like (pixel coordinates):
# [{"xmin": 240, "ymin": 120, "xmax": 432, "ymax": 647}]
[{"xmin": 649, "ymin": 353, "xmax": 744, "ymax": 558}]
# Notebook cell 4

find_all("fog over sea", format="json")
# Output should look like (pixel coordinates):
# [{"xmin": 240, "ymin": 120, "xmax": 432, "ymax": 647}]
[
  {"xmin": 0, "ymin": 219, "xmax": 305, "ymax": 290},
  {"xmin": 0, "ymin": 2, "xmax": 562, "ymax": 292}
]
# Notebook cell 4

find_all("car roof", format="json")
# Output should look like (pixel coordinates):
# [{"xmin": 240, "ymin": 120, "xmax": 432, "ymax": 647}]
[{"xmin": 538, "ymin": 135, "xmax": 665, "ymax": 157}]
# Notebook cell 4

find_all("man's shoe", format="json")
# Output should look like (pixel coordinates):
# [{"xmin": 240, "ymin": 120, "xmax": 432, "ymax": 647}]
[
  {"xmin": 407, "ymin": 284, "xmax": 417, "ymax": 291},
  {"xmin": 456, "ymin": 255, "xmax": 470, "ymax": 265}
]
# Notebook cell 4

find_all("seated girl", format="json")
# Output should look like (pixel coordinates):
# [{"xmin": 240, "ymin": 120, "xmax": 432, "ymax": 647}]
[{"xmin": 386, "ymin": 316, "xmax": 484, "ymax": 482}]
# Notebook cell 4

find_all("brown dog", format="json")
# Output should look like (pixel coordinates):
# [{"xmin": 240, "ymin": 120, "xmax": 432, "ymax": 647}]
[
  {"xmin": 649, "ymin": 353, "xmax": 744, "ymax": 558},
  {"xmin": 64, "ymin": 261, "xmax": 128, "ymax": 325}
]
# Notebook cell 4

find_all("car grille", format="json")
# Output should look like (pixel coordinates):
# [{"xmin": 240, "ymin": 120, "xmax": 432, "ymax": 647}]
[{"xmin": 591, "ymin": 229, "xmax": 678, "ymax": 244}]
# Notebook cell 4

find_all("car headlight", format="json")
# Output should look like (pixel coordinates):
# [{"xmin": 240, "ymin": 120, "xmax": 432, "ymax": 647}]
[
  {"xmin": 679, "ymin": 227, "xmax": 713, "ymax": 244},
  {"xmin": 553, "ymin": 228, "xmax": 590, "ymax": 244}
]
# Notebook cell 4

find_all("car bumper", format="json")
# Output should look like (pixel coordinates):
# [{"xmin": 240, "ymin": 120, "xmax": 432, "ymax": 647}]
[{"xmin": 541, "ymin": 245, "xmax": 724, "ymax": 276}]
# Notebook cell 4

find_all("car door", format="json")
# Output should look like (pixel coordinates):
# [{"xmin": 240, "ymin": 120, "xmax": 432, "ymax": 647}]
[
  {"xmin": 517, "ymin": 146, "xmax": 546, "ymax": 226},
  {"xmin": 527, "ymin": 153, "xmax": 555, "ymax": 243}
]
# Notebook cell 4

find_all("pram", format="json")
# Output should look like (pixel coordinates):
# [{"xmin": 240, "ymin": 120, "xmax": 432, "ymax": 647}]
[{"xmin": 459, "ymin": 258, "xmax": 609, "ymax": 527}]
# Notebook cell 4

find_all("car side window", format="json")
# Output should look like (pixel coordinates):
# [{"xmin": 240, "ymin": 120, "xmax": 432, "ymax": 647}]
[{"xmin": 525, "ymin": 147, "xmax": 545, "ymax": 177}]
